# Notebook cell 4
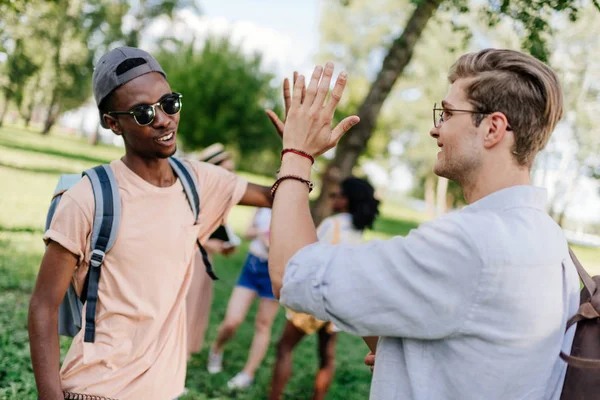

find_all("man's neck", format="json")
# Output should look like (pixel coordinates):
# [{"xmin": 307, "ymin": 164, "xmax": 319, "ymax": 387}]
[
  {"xmin": 121, "ymin": 153, "xmax": 176, "ymax": 188},
  {"xmin": 461, "ymin": 163, "xmax": 531, "ymax": 204}
]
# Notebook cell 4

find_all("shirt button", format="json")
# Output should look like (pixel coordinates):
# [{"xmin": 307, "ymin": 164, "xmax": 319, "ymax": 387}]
[{"xmin": 312, "ymin": 280, "xmax": 319, "ymax": 287}]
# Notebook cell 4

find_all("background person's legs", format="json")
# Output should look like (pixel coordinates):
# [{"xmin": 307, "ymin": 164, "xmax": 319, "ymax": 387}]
[
  {"xmin": 212, "ymin": 286, "xmax": 256, "ymax": 353},
  {"xmin": 312, "ymin": 328, "xmax": 337, "ymax": 400},
  {"xmin": 241, "ymin": 297, "xmax": 280, "ymax": 378},
  {"xmin": 186, "ymin": 257, "xmax": 214, "ymax": 357},
  {"xmin": 269, "ymin": 320, "xmax": 306, "ymax": 400}
]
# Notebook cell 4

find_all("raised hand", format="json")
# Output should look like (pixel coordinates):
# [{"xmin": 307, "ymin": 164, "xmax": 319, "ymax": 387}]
[
  {"xmin": 266, "ymin": 72, "xmax": 305, "ymax": 138},
  {"xmin": 282, "ymin": 63, "xmax": 359, "ymax": 157}
]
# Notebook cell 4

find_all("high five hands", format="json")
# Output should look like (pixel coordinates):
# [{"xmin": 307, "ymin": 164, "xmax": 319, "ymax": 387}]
[{"xmin": 266, "ymin": 63, "xmax": 360, "ymax": 157}]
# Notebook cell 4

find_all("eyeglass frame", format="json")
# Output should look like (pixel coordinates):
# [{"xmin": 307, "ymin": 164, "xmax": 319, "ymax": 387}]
[
  {"xmin": 107, "ymin": 92, "xmax": 183, "ymax": 126},
  {"xmin": 433, "ymin": 102, "xmax": 512, "ymax": 130}
]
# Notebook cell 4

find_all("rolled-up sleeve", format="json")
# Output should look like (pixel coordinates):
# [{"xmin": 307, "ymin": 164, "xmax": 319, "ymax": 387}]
[{"xmin": 280, "ymin": 213, "xmax": 484, "ymax": 339}]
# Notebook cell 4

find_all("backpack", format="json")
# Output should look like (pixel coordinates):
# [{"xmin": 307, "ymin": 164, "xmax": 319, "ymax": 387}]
[
  {"xmin": 559, "ymin": 248, "xmax": 600, "ymax": 399},
  {"xmin": 45, "ymin": 156, "xmax": 217, "ymax": 343}
]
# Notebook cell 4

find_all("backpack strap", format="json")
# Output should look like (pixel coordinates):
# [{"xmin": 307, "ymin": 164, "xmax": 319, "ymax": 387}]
[
  {"xmin": 168, "ymin": 157, "xmax": 219, "ymax": 280},
  {"xmin": 569, "ymin": 247, "xmax": 596, "ymax": 296},
  {"xmin": 81, "ymin": 165, "xmax": 120, "ymax": 343},
  {"xmin": 559, "ymin": 247, "xmax": 600, "ymax": 368}
]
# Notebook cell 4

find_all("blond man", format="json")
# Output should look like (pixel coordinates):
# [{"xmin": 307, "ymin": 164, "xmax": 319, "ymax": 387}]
[{"xmin": 268, "ymin": 50, "xmax": 580, "ymax": 399}]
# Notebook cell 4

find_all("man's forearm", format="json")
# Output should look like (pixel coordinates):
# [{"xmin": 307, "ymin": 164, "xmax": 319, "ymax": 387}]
[
  {"xmin": 238, "ymin": 183, "xmax": 274, "ymax": 208},
  {"xmin": 28, "ymin": 306, "xmax": 64, "ymax": 399},
  {"xmin": 269, "ymin": 155, "xmax": 317, "ymax": 297}
]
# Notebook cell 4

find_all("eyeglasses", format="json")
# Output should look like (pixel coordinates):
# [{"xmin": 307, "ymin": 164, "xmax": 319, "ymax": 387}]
[
  {"xmin": 433, "ymin": 103, "xmax": 489, "ymax": 129},
  {"xmin": 108, "ymin": 92, "xmax": 182, "ymax": 126},
  {"xmin": 432, "ymin": 102, "xmax": 512, "ymax": 130}
]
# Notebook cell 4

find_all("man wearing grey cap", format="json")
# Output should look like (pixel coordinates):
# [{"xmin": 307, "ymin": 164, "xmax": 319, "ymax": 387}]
[{"xmin": 28, "ymin": 47, "xmax": 278, "ymax": 400}]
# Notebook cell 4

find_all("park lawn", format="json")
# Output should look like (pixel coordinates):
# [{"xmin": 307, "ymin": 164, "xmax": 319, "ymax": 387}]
[{"xmin": 1, "ymin": 125, "xmax": 599, "ymax": 399}]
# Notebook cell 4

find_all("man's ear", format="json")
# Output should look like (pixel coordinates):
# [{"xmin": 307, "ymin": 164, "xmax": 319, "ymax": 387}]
[
  {"xmin": 103, "ymin": 114, "xmax": 122, "ymax": 136},
  {"xmin": 483, "ymin": 112, "xmax": 510, "ymax": 150}
]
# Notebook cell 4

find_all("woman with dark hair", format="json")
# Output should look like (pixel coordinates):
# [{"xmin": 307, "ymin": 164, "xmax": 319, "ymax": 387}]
[{"xmin": 269, "ymin": 176, "xmax": 380, "ymax": 400}]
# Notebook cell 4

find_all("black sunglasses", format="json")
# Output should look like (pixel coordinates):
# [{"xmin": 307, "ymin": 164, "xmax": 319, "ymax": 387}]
[{"xmin": 108, "ymin": 92, "xmax": 182, "ymax": 126}]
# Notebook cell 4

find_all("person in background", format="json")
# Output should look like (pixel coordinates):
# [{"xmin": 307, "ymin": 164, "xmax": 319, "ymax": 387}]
[
  {"xmin": 206, "ymin": 205, "xmax": 278, "ymax": 390},
  {"xmin": 186, "ymin": 143, "xmax": 240, "ymax": 358},
  {"xmin": 269, "ymin": 177, "xmax": 380, "ymax": 400}
]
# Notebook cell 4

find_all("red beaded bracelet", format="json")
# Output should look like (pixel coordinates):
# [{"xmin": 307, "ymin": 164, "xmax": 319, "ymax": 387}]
[
  {"xmin": 271, "ymin": 175, "xmax": 314, "ymax": 198},
  {"xmin": 281, "ymin": 148, "xmax": 314, "ymax": 165}
]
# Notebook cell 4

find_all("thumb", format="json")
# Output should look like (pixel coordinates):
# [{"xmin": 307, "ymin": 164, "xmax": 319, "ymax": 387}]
[
  {"xmin": 266, "ymin": 109, "xmax": 285, "ymax": 138},
  {"xmin": 331, "ymin": 115, "xmax": 360, "ymax": 143}
]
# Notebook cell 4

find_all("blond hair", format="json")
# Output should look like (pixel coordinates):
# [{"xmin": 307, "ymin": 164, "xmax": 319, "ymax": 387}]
[{"xmin": 448, "ymin": 49, "xmax": 563, "ymax": 166}]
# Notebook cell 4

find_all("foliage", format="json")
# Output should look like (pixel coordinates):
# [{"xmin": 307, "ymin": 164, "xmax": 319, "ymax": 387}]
[
  {"xmin": 0, "ymin": 0, "xmax": 199, "ymax": 134},
  {"xmin": 317, "ymin": 0, "xmax": 599, "ymax": 208},
  {"xmin": 156, "ymin": 37, "xmax": 283, "ymax": 174}
]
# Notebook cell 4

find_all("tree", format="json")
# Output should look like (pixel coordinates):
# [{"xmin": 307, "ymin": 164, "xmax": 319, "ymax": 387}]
[
  {"xmin": 311, "ymin": 0, "xmax": 600, "ymax": 223},
  {"xmin": 0, "ymin": 0, "xmax": 198, "ymax": 135},
  {"xmin": 0, "ymin": 38, "xmax": 38, "ymax": 127},
  {"xmin": 156, "ymin": 37, "xmax": 283, "ymax": 175}
]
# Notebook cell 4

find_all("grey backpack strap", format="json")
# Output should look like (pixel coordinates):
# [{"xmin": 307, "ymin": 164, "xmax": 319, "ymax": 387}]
[
  {"xmin": 81, "ymin": 165, "xmax": 121, "ymax": 342},
  {"xmin": 169, "ymin": 157, "xmax": 219, "ymax": 280}
]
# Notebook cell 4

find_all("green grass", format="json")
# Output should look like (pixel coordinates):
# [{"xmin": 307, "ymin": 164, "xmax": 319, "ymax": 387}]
[{"xmin": 1, "ymin": 125, "xmax": 599, "ymax": 399}]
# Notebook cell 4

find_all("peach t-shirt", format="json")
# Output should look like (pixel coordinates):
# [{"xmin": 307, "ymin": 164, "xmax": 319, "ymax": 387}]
[{"xmin": 43, "ymin": 159, "xmax": 248, "ymax": 400}]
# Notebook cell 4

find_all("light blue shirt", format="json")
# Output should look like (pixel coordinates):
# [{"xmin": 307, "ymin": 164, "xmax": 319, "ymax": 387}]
[{"xmin": 281, "ymin": 185, "xmax": 580, "ymax": 400}]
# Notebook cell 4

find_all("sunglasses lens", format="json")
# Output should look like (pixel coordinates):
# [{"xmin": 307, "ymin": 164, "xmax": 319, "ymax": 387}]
[
  {"xmin": 132, "ymin": 105, "xmax": 155, "ymax": 125},
  {"xmin": 162, "ymin": 95, "xmax": 181, "ymax": 115}
]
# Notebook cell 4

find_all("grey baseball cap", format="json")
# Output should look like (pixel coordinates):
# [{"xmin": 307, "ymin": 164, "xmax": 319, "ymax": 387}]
[{"xmin": 92, "ymin": 46, "xmax": 166, "ymax": 128}]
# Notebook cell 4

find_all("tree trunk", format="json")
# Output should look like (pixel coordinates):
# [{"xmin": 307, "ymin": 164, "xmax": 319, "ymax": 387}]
[
  {"xmin": 435, "ymin": 176, "xmax": 448, "ymax": 216},
  {"xmin": 42, "ymin": 90, "xmax": 59, "ymax": 135},
  {"xmin": 22, "ymin": 75, "xmax": 41, "ymax": 128},
  {"xmin": 42, "ymin": 0, "xmax": 67, "ymax": 136},
  {"xmin": 311, "ymin": 0, "xmax": 443, "ymax": 224},
  {"xmin": 425, "ymin": 175, "xmax": 435, "ymax": 219},
  {"xmin": 0, "ymin": 95, "xmax": 10, "ymax": 128}
]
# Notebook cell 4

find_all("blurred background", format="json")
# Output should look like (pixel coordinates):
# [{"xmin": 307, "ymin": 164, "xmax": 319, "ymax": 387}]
[{"xmin": 1, "ymin": 0, "xmax": 599, "ymax": 398}]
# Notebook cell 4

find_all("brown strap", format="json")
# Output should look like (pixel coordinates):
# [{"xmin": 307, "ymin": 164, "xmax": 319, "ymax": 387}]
[
  {"xmin": 560, "ymin": 302, "xmax": 600, "ymax": 368},
  {"xmin": 565, "ymin": 302, "xmax": 600, "ymax": 331},
  {"xmin": 569, "ymin": 247, "xmax": 596, "ymax": 296},
  {"xmin": 560, "ymin": 352, "xmax": 600, "ymax": 369}
]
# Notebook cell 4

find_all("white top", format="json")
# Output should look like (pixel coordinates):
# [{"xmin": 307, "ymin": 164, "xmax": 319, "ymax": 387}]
[
  {"xmin": 248, "ymin": 207, "xmax": 272, "ymax": 260},
  {"xmin": 317, "ymin": 213, "xmax": 363, "ymax": 245},
  {"xmin": 281, "ymin": 185, "xmax": 580, "ymax": 400}
]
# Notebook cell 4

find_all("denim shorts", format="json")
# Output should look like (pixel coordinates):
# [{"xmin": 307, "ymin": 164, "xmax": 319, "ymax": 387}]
[{"xmin": 236, "ymin": 253, "xmax": 275, "ymax": 299}]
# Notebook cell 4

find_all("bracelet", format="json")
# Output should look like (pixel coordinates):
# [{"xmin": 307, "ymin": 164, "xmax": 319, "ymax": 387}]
[
  {"xmin": 271, "ymin": 175, "xmax": 314, "ymax": 198},
  {"xmin": 281, "ymin": 148, "xmax": 315, "ymax": 165}
]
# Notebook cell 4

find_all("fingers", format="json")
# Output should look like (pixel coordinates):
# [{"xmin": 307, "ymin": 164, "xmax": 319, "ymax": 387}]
[
  {"xmin": 364, "ymin": 351, "xmax": 376, "ymax": 373},
  {"xmin": 312, "ymin": 62, "xmax": 335, "ymax": 109},
  {"xmin": 292, "ymin": 71, "xmax": 306, "ymax": 104},
  {"xmin": 303, "ymin": 65, "xmax": 324, "ymax": 106},
  {"xmin": 265, "ymin": 109, "xmax": 285, "ymax": 138},
  {"xmin": 324, "ymin": 71, "xmax": 348, "ymax": 117},
  {"xmin": 291, "ymin": 74, "xmax": 305, "ymax": 108},
  {"xmin": 283, "ymin": 78, "xmax": 291, "ymax": 117},
  {"xmin": 331, "ymin": 115, "xmax": 360, "ymax": 144}
]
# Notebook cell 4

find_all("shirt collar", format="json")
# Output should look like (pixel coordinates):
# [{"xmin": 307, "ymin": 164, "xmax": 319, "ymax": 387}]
[{"xmin": 466, "ymin": 185, "xmax": 548, "ymax": 212}]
